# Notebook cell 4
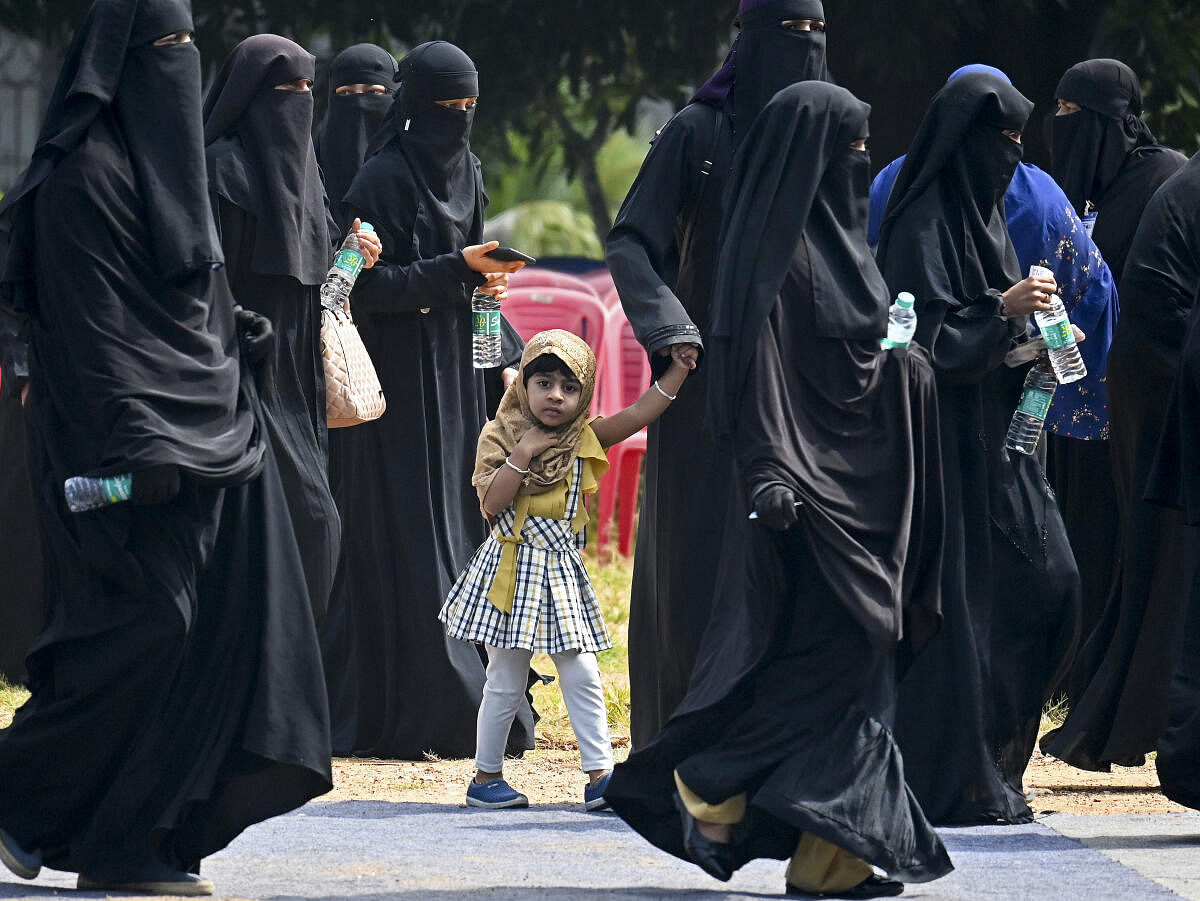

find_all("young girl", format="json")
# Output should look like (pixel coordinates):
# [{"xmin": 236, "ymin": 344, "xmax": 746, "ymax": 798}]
[{"xmin": 440, "ymin": 328, "xmax": 695, "ymax": 809}]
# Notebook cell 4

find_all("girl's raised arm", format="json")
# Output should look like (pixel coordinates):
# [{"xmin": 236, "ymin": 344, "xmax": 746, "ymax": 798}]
[{"xmin": 590, "ymin": 345, "xmax": 696, "ymax": 448}]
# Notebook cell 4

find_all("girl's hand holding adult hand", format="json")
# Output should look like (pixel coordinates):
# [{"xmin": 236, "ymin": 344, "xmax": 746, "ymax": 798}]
[
  {"xmin": 1001, "ymin": 274, "xmax": 1057, "ymax": 318},
  {"xmin": 463, "ymin": 241, "xmax": 527, "ymax": 275},
  {"xmin": 671, "ymin": 344, "xmax": 699, "ymax": 371},
  {"xmin": 350, "ymin": 218, "xmax": 382, "ymax": 268}
]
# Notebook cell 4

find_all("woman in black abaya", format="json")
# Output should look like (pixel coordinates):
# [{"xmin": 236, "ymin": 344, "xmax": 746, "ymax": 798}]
[
  {"xmin": 203, "ymin": 35, "xmax": 378, "ymax": 620},
  {"xmin": 1043, "ymin": 60, "xmax": 1187, "ymax": 704},
  {"xmin": 607, "ymin": 81, "xmax": 952, "ymax": 899},
  {"xmin": 1144, "ymin": 283, "xmax": 1200, "ymax": 811},
  {"xmin": 606, "ymin": 0, "xmax": 832, "ymax": 749},
  {"xmin": 315, "ymin": 43, "xmax": 397, "ymax": 231},
  {"xmin": 0, "ymin": 0, "xmax": 330, "ymax": 892},
  {"xmin": 322, "ymin": 41, "xmax": 530, "ymax": 759},
  {"xmin": 876, "ymin": 71, "xmax": 1081, "ymax": 825},
  {"xmin": 1042, "ymin": 153, "xmax": 1200, "ymax": 771}
]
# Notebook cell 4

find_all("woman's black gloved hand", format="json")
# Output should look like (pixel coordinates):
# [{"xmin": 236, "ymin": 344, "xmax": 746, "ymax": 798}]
[
  {"xmin": 752, "ymin": 482, "xmax": 799, "ymax": 531},
  {"xmin": 131, "ymin": 464, "xmax": 181, "ymax": 506},
  {"xmin": 234, "ymin": 306, "xmax": 275, "ymax": 363}
]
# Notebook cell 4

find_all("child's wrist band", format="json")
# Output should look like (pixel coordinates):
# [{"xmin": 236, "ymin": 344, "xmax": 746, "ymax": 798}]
[
  {"xmin": 653, "ymin": 380, "xmax": 677, "ymax": 402},
  {"xmin": 504, "ymin": 457, "xmax": 531, "ymax": 475}
]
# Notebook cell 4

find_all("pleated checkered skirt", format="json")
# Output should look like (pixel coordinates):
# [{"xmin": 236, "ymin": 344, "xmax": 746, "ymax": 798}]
[{"xmin": 440, "ymin": 463, "xmax": 612, "ymax": 655}]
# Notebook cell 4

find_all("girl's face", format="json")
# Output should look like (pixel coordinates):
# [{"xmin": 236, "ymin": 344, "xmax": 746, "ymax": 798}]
[{"xmin": 527, "ymin": 370, "xmax": 582, "ymax": 427}]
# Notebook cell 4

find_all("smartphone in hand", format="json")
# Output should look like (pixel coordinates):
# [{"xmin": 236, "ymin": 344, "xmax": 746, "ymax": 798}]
[{"xmin": 485, "ymin": 246, "xmax": 537, "ymax": 265}]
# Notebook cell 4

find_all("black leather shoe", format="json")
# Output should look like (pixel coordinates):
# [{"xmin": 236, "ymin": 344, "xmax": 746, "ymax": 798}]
[
  {"xmin": 78, "ymin": 862, "xmax": 214, "ymax": 896},
  {"xmin": 673, "ymin": 791, "xmax": 734, "ymax": 882},
  {"xmin": 786, "ymin": 874, "xmax": 905, "ymax": 899},
  {"xmin": 0, "ymin": 827, "xmax": 41, "ymax": 880}
]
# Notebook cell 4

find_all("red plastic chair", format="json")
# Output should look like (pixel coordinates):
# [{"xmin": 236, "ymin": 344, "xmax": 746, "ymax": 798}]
[
  {"xmin": 509, "ymin": 267, "xmax": 600, "ymax": 297},
  {"xmin": 580, "ymin": 267, "xmax": 616, "ymax": 300},
  {"xmin": 596, "ymin": 305, "xmax": 651, "ymax": 557}
]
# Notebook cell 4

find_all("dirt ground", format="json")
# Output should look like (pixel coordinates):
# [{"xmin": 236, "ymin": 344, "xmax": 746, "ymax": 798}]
[{"xmin": 320, "ymin": 740, "xmax": 1189, "ymax": 816}]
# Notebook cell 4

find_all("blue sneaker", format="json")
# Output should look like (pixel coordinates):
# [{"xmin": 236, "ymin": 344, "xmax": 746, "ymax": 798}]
[
  {"xmin": 466, "ymin": 778, "xmax": 529, "ymax": 809},
  {"xmin": 584, "ymin": 772, "xmax": 612, "ymax": 811}
]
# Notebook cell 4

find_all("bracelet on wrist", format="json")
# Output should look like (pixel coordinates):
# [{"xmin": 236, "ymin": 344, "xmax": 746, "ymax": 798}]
[
  {"xmin": 652, "ymin": 380, "xmax": 677, "ymax": 402},
  {"xmin": 504, "ymin": 456, "xmax": 531, "ymax": 475}
]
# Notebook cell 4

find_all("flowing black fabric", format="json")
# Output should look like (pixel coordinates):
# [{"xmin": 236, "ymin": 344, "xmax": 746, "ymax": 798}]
[
  {"xmin": 607, "ymin": 0, "xmax": 830, "ymax": 748},
  {"xmin": 0, "ymin": 379, "xmax": 41, "ymax": 685},
  {"xmin": 877, "ymin": 71, "xmax": 1081, "ymax": 825},
  {"xmin": 322, "ymin": 41, "xmax": 532, "ymax": 758},
  {"xmin": 1042, "ymin": 156, "xmax": 1200, "ymax": 771},
  {"xmin": 0, "ymin": 0, "xmax": 330, "ymax": 876},
  {"xmin": 315, "ymin": 43, "xmax": 397, "ymax": 230},
  {"xmin": 204, "ymin": 35, "xmax": 330, "ymax": 286},
  {"xmin": 1146, "ymin": 289, "xmax": 1200, "ymax": 808},
  {"xmin": 609, "ymin": 84, "xmax": 950, "ymax": 884},
  {"xmin": 203, "ymin": 34, "xmax": 342, "ymax": 619}
]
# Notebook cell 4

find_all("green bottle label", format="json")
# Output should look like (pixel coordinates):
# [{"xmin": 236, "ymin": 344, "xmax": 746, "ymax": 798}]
[
  {"xmin": 1040, "ymin": 319, "xmax": 1075, "ymax": 350},
  {"xmin": 473, "ymin": 310, "xmax": 501, "ymax": 337},
  {"xmin": 1017, "ymin": 387, "xmax": 1054, "ymax": 420},
  {"xmin": 333, "ymin": 248, "xmax": 365, "ymax": 280}
]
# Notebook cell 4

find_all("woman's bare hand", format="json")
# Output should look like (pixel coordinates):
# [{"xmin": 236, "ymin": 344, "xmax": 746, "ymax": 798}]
[
  {"xmin": 477, "ymin": 271, "xmax": 509, "ymax": 300},
  {"xmin": 1002, "ymin": 274, "xmax": 1057, "ymax": 318},
  {"xmin": 463, "ymin": 241, "xmax": 526, "ymax": 275},
  {"xmin": 350, "ymin": 217, "xmax": 382, "ymax": 268}
]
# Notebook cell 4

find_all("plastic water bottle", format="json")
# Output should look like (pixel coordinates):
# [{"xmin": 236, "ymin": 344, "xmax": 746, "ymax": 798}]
[
  {"xmin": 320, "ymin": 223, "xmax": 374, "ymax": 311},
  {"xmin": 64, "ymin": 474, "xmax": 132, "ymax": 512},
  {"xmin": 1005, "ymin": 360, "xmax": 1058, "ymax": 456},
  {"xmin": 472, "ymin": 289, "xmax": 502, "ymax": 368},
  {"xmin": 880, "ymin": 292, "xmax": 917, "ymax": 350},
  {"xmin": 1027, "ymin": 265, "xmax": 1086, "ymax": 385}
]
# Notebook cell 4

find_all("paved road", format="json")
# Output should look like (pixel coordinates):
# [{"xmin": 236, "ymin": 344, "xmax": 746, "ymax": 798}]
[{"xmin": 2, "ymin": 804, "xmax": 1197, "ymax": 900}]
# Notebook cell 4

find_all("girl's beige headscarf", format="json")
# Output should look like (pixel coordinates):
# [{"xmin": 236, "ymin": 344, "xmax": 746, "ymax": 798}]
[{"xmin": 472, "ymin": 329, "xmax": 598, "ymax": 506}]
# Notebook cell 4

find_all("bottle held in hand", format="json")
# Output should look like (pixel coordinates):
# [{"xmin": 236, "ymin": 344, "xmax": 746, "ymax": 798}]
[
  {"xmin": 64, "ymin": 474, "xmax": 132, "ymax": 513},
  {"xmin": 472, "ymin": 289, "xmax": 502, "ymax": 369},
  {"xmin": 1005, "ymin": 359, "xmax": 1058, "ymax": 456},
  {"xmin": 320, "ymin": 223, "xmax": 375, "ymax": 311},
  {"xmin": 880, "ymin": 292, "xmax": 917, "ymax": 350},
  {"xmin": 1027, "ymin": 265, "xmax": 1086, "ymax": 384}
]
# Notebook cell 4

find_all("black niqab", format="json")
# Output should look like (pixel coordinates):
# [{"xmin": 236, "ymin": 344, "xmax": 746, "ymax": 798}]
[
  {"xmin": 0, "ymin": 0, "xmax": 258, "ymax": 482},
  {"xmin": 692, "ymin": 0, "xmax": 830, "ymax": 142},
  {"xmin": 709, "ymin": 81, "xmax": 886, "ymax": 438},
  {"xmin": 204, "ymin": 34, "xmax": 329, "ymax": 285},
  {"xmin": 879, "ymin": 71, "xmax": 1030, "ymax": 312},
  {"xmin": 315, "ymin": 43, "xmax": 397, "ymax": 223},
  {"xmin": 1, "ymin": 0, "xmax": 220, "ymax": 296},
  {"xmin": 1051, "ymin": 59, "xmax": 1158, "ymax": 216},
  {"xmin": 350, "ymin": 41, "xmax": 482, "ymax": 253}
]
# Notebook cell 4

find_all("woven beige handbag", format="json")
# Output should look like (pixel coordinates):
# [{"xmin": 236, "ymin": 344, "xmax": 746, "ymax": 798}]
[{"xmin": 321, "ymin": 300, "xmax": 386, "ymax": 428}]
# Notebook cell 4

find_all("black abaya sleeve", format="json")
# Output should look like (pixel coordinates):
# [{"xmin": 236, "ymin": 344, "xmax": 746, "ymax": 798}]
[
  {"xmin": 606, "ymin": 107, "xmax": 713, "ymax": 357},
  {"xmin": 882, "ymin": 214, "xmax": 1022, "ymax": 382},
  {"xmin": 0, "ymin": 308, "xmax": 28, "ymax": 386},
  {"xmin": 342, "ymin": 202, "xmax": 484, "ymax": 315}
]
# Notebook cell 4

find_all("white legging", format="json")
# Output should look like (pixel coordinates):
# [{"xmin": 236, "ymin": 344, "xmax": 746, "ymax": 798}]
[{"xmin": 476, "ymin": 644, "xmax": 614, "ymax": 774}]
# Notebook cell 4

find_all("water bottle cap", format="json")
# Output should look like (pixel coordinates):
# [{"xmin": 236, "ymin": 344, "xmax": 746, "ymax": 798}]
[
  {"xmin": 359, "ymin": 222, "xmax": 375, "ymax": 232},
  {"xmin": 896, "ymin": 292, "xmax": 915, "ymax": 309},
  {"xmin": 1029, "ymin": 264, "xmax": 1054, "ymax": 280}
]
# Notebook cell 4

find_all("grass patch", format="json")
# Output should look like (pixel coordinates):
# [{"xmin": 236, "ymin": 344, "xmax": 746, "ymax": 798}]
[
  {"xmin": 531, "ymin": 551, "xmax": 634, "ymax": 752},
  {"xmin": 1039, "ymin": 694, "xmax": 1069, "ymax": 741},
  {"xmin": 0, "ymin": 676, "xmax": 30, "ymax": 730}
]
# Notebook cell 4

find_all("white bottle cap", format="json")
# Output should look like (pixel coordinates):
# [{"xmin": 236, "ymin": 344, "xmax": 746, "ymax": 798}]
[{"xmin": 1029, "ymin": 264, "xmax": 1054, "ymax": 280}]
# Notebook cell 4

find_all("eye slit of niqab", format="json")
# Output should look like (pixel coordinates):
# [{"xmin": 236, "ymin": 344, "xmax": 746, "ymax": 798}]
[
  {"xmin": 1056, "ymin": 99, "xmax": 1082, "ymax": 116},
  {"xmin": 850, "ymin": 138, "xmax": 867, "ymax": 151},
  {"xmin": 274, "ymin": 78, "xmax": 313, "ymax": 92},
  {"xmin": 782, "ymin": 18, "xmax": 824, "ymax": 31},
  {"xmin": 153, "ymin": 30, "xmax": 193, "ymax": 46}
]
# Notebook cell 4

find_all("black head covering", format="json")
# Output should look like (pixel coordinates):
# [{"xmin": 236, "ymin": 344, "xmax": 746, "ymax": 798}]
[
  {"xmin": 315, "ymin": 43, "xmax": 398, "ymax": 219},
  {"xmin": 0, "ymin": 0, "xmax": 263, "ymax": 483},
  {"xmin": 348, "ymin": 41, "xmax": 482, "ymax": 253},
  {"xmin": 877, "ymin": 71, "xmax": 1032, "ymax": 304},
  {"xmin": 708, "ymin": 81, "xmax": 886, "ymax": 436},
  {"xmin": 691, "ymin": 0, "xmax": 830, "ymax": 142},
  {"xmin": 1051, "ymin": 59, "xmax": 1158, "ymax": 215},
  {"xmin": 204, "ymin": 34, "xmax": 329, "ymax": 285},
  {"xmin": 0, "ymin": 0, "xmax": 218, "ymax": 303}
]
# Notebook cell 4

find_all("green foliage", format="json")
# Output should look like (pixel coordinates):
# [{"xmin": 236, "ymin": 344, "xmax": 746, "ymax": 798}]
[
  {"xmin": 0, "ymin": 675, "xmax": 29, "ymax": 730},
  {"xmin": 485, "ymin": 200, "xmax": 602, "ymax": 259}
]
